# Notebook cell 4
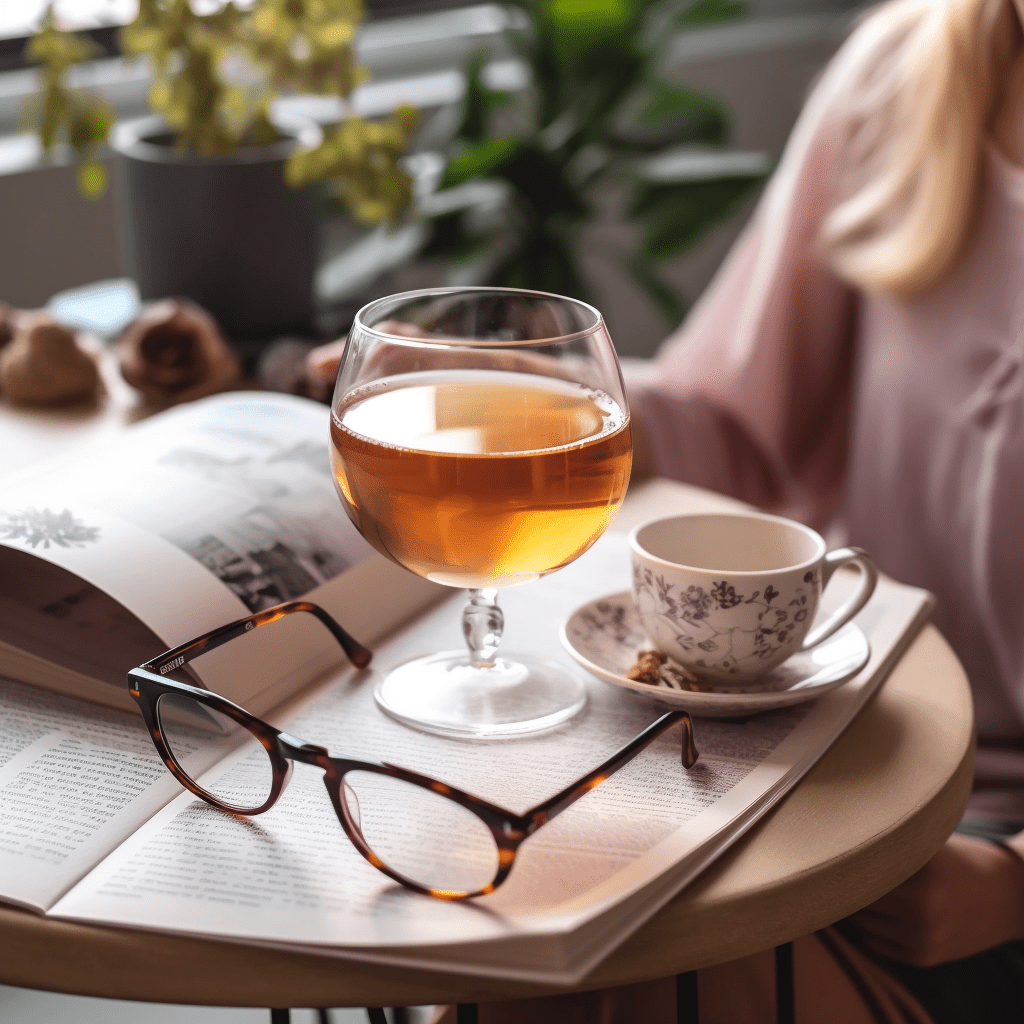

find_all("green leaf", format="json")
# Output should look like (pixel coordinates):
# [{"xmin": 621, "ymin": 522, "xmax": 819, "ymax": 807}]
[
  {"xmin": 501, "ymin": 144, "xmax": 589, "ymax": 219},
  {"xmin": 546, "ymin": 0, "xmax": 632, "ymax": 30},
  {"xmin": 441, "ymin": 138, "xmax": 522, "ymax": 188},
  {"xmin": 612, "ymin": 82, "xmax": 729, "ymax": 150},
  {"xmin": 632, "ymin": 176, "xmax": 764, "ymax": 259},
  {"xmin": 40, "ymin": 88, "xmax": 69, "ymax": 151},
  {"xmin": 77, "ymin": 160, "xmax": 107, "ymax": 197},
  {"xmin": 638, "ymin": 83, "xmax": 727, "ymax": 137},
  {"xmin": 543, "ymin": 0, "xmax": 634, "ymax": 67},
  {"xmin": 285, "ymin": 112, "xmax": 417, "ymax": 224},
  {"xmin": 68, "ymin": 94, "xmax": 114, "ymax": 149},
  {"xmin": 491, "ymin": 230, "xmax": 591, "ymax": 302},
  {"xmin": 420, "ymin": 210, "xmax": 490, "ymax": 264},
  {"xmin": 459, "ymin": 51, "xmax": 513, "ymax": 144},
  {"xmin": 674, "ymin": 0, "xmax": 747, "ymax": 29},
  {"xmin": 26, "ymin": 7, "xmax": 101, "ymax": 73}
]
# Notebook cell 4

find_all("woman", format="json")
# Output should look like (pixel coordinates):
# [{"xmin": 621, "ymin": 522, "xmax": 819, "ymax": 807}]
[
  {"xmin": 603, "ymin": 0, "xmax": 1024, "ymax": 1015},
  {"xmin": 308, "ymin": 0, "xmax": 1024, "ymax": 1016}
]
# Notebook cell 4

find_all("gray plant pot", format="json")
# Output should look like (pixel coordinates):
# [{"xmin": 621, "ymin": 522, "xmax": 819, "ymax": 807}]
[{"xmin": 111, "ymin": 115, "xmax": 323, "ymax": 346}]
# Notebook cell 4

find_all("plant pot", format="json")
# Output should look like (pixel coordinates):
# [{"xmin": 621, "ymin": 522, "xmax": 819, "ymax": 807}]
[{"xmin": 111, "ymin": 115, "xmax": 323, "ymax": 348}]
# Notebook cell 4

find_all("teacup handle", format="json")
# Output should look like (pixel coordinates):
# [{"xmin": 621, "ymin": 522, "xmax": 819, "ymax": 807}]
[{"xmin": 799, "ymin": 547, "xmax": 879, "ymax": 651}]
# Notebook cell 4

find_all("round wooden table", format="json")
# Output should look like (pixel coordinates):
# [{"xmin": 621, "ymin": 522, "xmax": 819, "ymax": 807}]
[{"xmin": 0, "ymin": 444, "xmax": 975, "ymax": 1007}]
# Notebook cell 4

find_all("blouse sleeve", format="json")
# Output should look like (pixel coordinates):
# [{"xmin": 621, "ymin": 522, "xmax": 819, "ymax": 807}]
[{"xmin": 629, "ymin": 62, "xmax": 860, "ymax": 530}]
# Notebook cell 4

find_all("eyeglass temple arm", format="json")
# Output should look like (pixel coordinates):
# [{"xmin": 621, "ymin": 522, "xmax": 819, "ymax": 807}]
[
  {"xmin": 521, "ymin": 711, "xmax": 698, "ymax": 834},
  {"xmin": 141, "ymin": 600, "xmax": 373, "ymax": 675}
]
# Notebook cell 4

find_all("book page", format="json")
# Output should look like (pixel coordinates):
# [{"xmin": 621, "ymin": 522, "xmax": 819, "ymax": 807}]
[
  {"xmin": 0, "ymin": 679, "xmax": 234, "ymax": 912},
  {"xmin": 52, "ymin": 534, "xmax": 933, "ymax": 980},
  {"xmin": 0, "ymin": 392, "xmax": 441, "ymax": 707},
  {"xmin": 0, "ymin": 393, "xmax": 371, "ymax": 612}
]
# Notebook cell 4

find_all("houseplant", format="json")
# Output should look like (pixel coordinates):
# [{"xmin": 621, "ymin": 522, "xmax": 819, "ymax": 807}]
[
  {"xmin": 422, "ymin": 0, "xmax": 768, "ymax": 330},
  {"xmin": 24, "ymin": 0, "xmax": 416, "ymax": 345}
]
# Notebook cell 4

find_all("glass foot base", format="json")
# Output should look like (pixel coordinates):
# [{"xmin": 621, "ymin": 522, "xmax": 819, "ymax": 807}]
[{"xmin": 375, "ymin": 651, "xmax": 587, "ymax": 738}]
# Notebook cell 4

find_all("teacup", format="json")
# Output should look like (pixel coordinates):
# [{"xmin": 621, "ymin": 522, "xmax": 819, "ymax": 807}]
[{"xmin": 629, "ymin": 512, "xmax": 878, "ymax": 685}]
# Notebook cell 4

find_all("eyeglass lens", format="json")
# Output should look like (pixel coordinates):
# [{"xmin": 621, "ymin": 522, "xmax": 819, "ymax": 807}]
[
  {"xmin": 342, "ymin": 770, "xmax": 501, "ymax": 895},
  {"xmin": 157, "ymin": 692, "xmax": 275, "ymax": 813}
]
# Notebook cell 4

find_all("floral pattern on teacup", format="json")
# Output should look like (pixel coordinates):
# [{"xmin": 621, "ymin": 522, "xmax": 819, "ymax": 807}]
[{"xmin": 632, "ymin": 564, "xmax": 821, "ymax": 678}]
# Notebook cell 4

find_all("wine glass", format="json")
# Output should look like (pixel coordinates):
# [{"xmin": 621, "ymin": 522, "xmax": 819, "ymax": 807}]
[{"xmin": 329, "ymin": 287, "xmax": 632, "ymax": 737}]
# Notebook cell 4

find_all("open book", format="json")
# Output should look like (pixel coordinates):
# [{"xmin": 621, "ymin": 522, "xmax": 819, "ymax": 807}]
[
  {"xmin": 0, "ymin": 392, "xmax": 443, "ymax": 717},
  {"xmin": 0, "ymin": 403, "xmax": 934, "ymax": 983}
]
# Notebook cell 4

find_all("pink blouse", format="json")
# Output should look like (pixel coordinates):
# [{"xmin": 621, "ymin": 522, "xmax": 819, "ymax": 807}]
[{"xmin": 630, "ymin": 44, "xmax": 1024, "ymax": 822}]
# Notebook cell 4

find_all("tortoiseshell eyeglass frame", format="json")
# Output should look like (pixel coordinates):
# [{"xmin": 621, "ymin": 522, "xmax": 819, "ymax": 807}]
[{"xmin": 128, "ymin": 600, "xmax": 700, "ymax": 902}]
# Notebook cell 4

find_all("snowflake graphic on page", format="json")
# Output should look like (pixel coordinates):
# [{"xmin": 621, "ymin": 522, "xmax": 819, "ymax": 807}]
[{"xmin": 0, "ymin": 507, "xmax": 100, "ymax": 548}]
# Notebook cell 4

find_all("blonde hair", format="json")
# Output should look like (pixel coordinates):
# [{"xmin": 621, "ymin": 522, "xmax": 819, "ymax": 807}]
[{"xmin": 821, "ymin": 0, "xmax": 1019, "ymax": 296}]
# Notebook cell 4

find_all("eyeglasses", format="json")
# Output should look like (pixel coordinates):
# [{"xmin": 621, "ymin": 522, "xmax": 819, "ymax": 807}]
[{"xmin": 128, "ymin": 600, "xmax": 699, "ymax": 901}]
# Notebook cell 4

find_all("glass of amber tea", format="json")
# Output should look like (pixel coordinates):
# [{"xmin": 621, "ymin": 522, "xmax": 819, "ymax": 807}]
[{"xmin": 330, "ymin": 287, "xmax": 632, "ymax": 737}]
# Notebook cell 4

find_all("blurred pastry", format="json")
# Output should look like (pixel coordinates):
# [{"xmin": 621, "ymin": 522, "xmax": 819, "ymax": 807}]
[
  {"xmin": 118, "ymin": 299, "xmax": 240, "ymax": 405},
  {"xmin": 0, "ymin": 311, "xmax": 101, "ymax": 406}
]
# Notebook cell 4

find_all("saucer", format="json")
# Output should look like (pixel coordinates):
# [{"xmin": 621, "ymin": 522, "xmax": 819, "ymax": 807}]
[{"xmin": 560, "ymin": 591, "xmax": 870, "ymax": 718}]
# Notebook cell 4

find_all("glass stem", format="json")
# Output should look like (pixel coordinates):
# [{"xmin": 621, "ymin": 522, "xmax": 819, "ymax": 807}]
[{"xmin": 462, "ymin": 588, "xmax": 503, "ymax": 669}]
